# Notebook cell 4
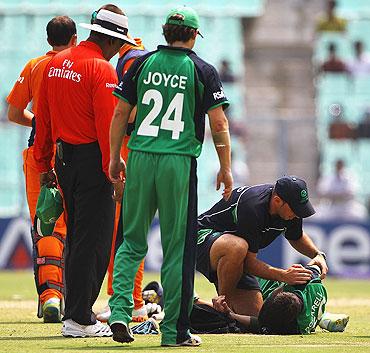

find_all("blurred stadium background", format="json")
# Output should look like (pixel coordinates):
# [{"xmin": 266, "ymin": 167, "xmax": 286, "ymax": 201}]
[{"xmin": 0, "ymin": 0, "xmax": 370, "ymax": 279}]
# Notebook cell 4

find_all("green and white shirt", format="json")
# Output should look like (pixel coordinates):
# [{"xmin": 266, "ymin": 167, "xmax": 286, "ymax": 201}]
[
  {"xmin": 114, "ymin": 45, "xmax": 229, "ymax": 157},
  {"xmin": 257, "ymin": 275, "xmax": 327, "ymax": 334}
]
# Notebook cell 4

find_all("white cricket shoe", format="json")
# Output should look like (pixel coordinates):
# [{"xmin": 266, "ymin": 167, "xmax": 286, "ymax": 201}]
[
  {"xmin": 162, "ymin": 333, "xmax": 202, "ymax": 347},
  {"xmin": 62, "ymin": 319, "xmax": 112, "ymax": 337},
  {"xmin": 319, "ymin": 312, "xmax": 350, "ymax": 332}
]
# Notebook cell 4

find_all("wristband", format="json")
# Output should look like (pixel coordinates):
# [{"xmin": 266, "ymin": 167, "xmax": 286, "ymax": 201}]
[{"xmin": 316, "ymin": 251, "xmax": 327, "ymax": 261}]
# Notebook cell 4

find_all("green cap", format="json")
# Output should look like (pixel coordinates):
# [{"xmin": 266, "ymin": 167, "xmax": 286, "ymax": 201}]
[
  {"xmin": 35, "ymin": 186, "xmax": 63, "ymax": 236},
  {"xmin": 165, "ymin": 6, "xmax": 202, "ymax": 33}
]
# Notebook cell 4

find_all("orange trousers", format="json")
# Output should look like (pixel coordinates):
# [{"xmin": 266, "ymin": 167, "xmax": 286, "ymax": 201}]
[
  {"xmin": 106, "ymin": 136, "xmax": 145, "ymax": 309},
  {"xmin": 23, "ymin": 146, "xmax": 66, "ymax": 304}
]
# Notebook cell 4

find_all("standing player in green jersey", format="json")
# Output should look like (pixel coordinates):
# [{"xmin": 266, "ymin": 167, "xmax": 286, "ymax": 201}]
[{"xmin": 108, "ymin": 5, "xmax": 233, "ymax": 347}]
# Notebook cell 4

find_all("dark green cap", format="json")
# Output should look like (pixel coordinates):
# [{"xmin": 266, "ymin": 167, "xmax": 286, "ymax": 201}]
[
  {"xmin": 165, "ymin": 6, "xmax": 202, "ymax": 36},
  {"xmin": 35, "ymin": 186, "xmax": 63, "ymax": 235}
]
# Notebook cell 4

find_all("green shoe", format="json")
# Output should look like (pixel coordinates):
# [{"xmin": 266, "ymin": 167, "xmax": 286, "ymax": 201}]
[
  {"xmin": 43, "ymin": 298, "xmax": 61, "ymax": 323},
  {"xmin": 319, "ymin": 312, "xmax": 349, "ymax": 332}
]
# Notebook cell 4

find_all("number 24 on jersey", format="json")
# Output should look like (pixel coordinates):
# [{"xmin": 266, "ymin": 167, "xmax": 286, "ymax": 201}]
[{"xmin": 137, "ymin": 89, "xmax": 184, "ymax": 140}]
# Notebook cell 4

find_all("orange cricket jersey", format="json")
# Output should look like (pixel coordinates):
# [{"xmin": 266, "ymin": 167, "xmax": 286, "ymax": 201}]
[
  {"xmin": 7, "ymin": 51, "xmax": 57, "ymax": 116},
  {"xmin": 33, "ymin": 41, "xmax": 118, "ymax": 177},
  {"xmin": 118, "ymin": 38, "xmax": 145, "ymax": 159}
]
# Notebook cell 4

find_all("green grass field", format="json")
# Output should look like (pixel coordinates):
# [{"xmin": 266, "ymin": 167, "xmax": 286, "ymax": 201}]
[{"xmin": 1, "ymin": 271, "xmax": 370, "ymax": 353}]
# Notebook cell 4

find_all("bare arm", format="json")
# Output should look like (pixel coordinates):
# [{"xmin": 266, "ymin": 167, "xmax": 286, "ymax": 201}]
[
  {"xmin": 245, "ymin": 251, "xmax": 312, "ymax": 285},
  {"xmin": 7, "ymin": 104, "xmax": 33, "ymax": 127},
  {"xmin": 212, "ymin": 295, "xmax": 257, "ymax": 331},
  {"xmin": 289, "ymin": 232, "xmax": 328, "ymax": 278},
  {"xmin": 208, "ymin": 106, "xmax": 233, "ymax": 200},
  {"xmin": 228, "ymin": 312, "xmax": 255, "ymax": 328},
  {"xmin": 109, "ymin": 99, "xmax": 133, "ymax": 183}
]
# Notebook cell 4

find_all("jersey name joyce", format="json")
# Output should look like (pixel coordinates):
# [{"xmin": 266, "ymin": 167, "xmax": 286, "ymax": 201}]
[
  {"xmin": 48, "ymin": 59, "xmax": 82, "ymax": 83},
  {"xmin": 143, "ymin": 71, "xmax": 188, "ymax": 90}
]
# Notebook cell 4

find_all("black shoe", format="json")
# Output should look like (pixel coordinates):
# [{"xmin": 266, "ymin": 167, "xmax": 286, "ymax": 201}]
[{"xmin": 110, "ymin": 322, "xmax": 134, "ymax": 343}]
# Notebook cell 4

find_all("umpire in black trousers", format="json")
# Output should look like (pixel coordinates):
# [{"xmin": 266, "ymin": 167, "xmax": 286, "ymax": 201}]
[
  {"xmin": 55, "ymin": 140, "xmax": 114, "ymax": 325},
  {"xmin": 33, "ymin": 4, "xmax": 137, "ymax": 336}
]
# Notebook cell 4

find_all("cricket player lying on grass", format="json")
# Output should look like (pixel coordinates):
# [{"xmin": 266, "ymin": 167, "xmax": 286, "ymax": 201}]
[{"xmin": 207, "ymin": 264, "xmax": 349, "ymax": 335}]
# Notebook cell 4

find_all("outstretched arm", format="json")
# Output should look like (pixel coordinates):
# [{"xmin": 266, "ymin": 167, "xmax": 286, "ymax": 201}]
[{"xmin": 244, "ymin": 251, "xmax": 312, "ymax": 285}]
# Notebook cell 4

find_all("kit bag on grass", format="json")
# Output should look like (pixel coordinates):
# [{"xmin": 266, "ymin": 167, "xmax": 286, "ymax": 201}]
[{"xmin": 190, "ymin": 303, "xmax": 241, "ymax": 334}]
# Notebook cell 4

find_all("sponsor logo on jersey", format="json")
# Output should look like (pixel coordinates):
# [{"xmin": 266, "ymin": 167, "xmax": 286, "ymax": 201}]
[
  {"xmin": 106, "ymin": 83, "xmax": 117, "ymax": 89},
  {"xmin": 48, "ymin": 59, "xmax": 82, "ymax": 83},
  {"xmin": 213, "ymin": 88, "xmax": 225, "ymax": 100}
]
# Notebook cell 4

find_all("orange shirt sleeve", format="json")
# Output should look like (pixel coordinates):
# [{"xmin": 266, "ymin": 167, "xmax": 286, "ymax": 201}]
[
  {"xmin": 6, "ymin": 60, "xmax": 32, "ymax": 110},
  {"xmin": 93, "ymin": 61, "xmax": 118, "ymax": 178},
  {"xmin": 33, "ymin": 63, "xmax": 54, "ymax": 173},
  {"xmin": 119, "ymin": 57, "xmax": 137, "ymax": 161}
]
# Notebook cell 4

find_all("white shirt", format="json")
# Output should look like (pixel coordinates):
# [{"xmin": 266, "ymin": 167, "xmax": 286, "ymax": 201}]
[{"xmin": 347, "ymin": 53, "xmax": 370, "ymax": 75}]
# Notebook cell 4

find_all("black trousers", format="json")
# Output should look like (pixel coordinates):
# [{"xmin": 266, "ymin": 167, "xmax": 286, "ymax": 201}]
[{"xmin": 55, "ymin": 140, "xmax": 114, "ymax": 325}]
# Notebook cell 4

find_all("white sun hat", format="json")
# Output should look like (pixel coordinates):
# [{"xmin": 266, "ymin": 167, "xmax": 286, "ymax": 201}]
[{"xmin": 79, "ymin": 9, "xmax": 137, "ymax": 46}]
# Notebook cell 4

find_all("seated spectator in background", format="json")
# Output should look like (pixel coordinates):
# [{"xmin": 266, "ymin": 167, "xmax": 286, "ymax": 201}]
[
  {"xmin": 219, "ymin": 59, "xmax": 235, "ymax": 83},
  {"xmin": 328, "ymin": 104, "xmax": 355, "ymax": 139},
  {"xmin": 356, "ymin": 108, "xmax": 370, "ymax": 138},
  {"xmin": 316, "ymin": 0, "xmax": 347, "ymax": 32},
  {"xmin": 329, "ymin": 116, "xmax": 354, "ymax": 139},
  {"xmin": 316, "ymin": 159, "xmax": 368, "ymax": 220},
  {"xmin": 320, "ymin": 43, "xmax": 347, "ymax": 73},
  {"xmin": 347, "ymin": 41, "xmax": 370, "ymax": 76}
]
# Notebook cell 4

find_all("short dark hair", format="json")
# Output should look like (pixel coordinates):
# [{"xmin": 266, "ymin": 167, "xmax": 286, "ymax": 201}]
[
  {"xmin": 47, "ymin": 16, "xmax": 76, "ymax": 46},
  {"xmin": 162, "ymin": 16, "xmax": 197, "ymax": 44},
  {"xmin": 258, "ymin": 291, "xmax": 302, "ymax": 335}
]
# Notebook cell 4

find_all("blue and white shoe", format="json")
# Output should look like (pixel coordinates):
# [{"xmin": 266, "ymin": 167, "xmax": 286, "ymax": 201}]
[
  {"xmin": 131, "ymin": 317, "xmax": 160, "ymax": 335},
  {"xmin": 162, "ymin": 333, "xmax": 202, "ymax": 347}
]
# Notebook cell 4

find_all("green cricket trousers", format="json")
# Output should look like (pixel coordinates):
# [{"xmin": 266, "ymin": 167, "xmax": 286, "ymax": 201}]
[{"xmin": 109, "ymin": 150, "xmax": 198, "ymax": 345}]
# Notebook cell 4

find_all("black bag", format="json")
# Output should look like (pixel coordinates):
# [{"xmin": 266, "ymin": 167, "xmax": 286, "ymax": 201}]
[{"xmin": 190, "ymin": 303, "xmax": 242, "ymax": 334}]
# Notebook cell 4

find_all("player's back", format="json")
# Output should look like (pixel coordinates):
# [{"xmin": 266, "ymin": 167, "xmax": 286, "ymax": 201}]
[
  {"xmin": 129, "ymin": 46, "xmax": 202, "ymax": 157},
  {"xmin": 44, "ymin": 41, "xmax": 117, "ymax": 145}
]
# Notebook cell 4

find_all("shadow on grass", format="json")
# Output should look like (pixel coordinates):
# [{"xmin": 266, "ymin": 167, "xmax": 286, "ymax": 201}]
[
  {"xmin": 355, "ymin": 336, "xmax": 370, "ymax": 338},
  {"xmin": 0, "ymin": 336, "xmax": 62, "ymax": 341},
  {"xmin": 51, "ymin": 346, "xmax": 163, "ymax": 351},
  {"xmin": 0, "ymin": 322, "xmax": 45, "ymax": 325}
]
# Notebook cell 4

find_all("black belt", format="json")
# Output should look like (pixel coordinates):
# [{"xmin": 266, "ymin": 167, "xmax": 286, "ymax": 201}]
[{"xmin": 56, "ymin": 139, "xmax": 99, "ymax": 164}]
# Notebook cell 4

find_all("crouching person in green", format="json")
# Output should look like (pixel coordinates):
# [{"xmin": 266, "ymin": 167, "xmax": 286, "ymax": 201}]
[{"xmin": 108, "ymin": 5, "xmax": 233, "ymax": 347}]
